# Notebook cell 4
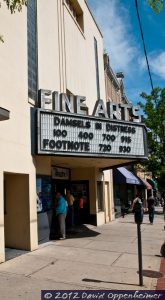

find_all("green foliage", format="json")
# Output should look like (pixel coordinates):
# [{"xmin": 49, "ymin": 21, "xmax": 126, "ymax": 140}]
[
  {"xmin": 158, "ymin": 166, "xmax": 165, "ymax": 191},
  {"xmin": 138, "ymin": 87, "xmax": 165, "ymax": 187},
  {"xmin": 147, "ymin": 0, "xmax": 163, "ymax": 14},
  {"xmin": 0, "ymin": 0, "xmax": 27, "ymax": 43},
  {"xmin": 1, "ymin": 0, "xmax": 27, "ymax": 13},
  {"xmin": 138, "ymin": 88, "xmax": 165, "ymax": 140}
]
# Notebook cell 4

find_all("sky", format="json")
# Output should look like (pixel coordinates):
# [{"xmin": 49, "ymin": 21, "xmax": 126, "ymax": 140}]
[{"xmin": 87, "ymin": 0, "xmax": 165, "ymax": 106}]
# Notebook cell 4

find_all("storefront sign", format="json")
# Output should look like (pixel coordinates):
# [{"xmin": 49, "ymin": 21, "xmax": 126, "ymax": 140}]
[
  {"xmin": 36, "ymin": 110, "xmax": 147, "ymax": 158},
  {"xmin": 52, "ymin": 167, "xmax": 70, "ymax": 180}
]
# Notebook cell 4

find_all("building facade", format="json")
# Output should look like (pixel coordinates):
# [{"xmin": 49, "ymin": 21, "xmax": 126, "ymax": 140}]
[{"xmin": 0, "ymin": 0, "xmax": 147, "ymax": 263}]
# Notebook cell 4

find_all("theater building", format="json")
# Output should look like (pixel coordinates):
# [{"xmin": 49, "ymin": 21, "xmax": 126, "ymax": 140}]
[
  {"xmin": 0, "ymin": 0, "xmax": 148, "ymax": 262},
  {"xmin": 103, "ymin": 53, "xmax": 146, "ymax": 215}
]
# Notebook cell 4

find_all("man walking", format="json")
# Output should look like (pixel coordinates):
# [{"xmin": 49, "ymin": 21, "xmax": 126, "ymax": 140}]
[{"xmin": 147, "ymin": 192, "xmax": 155, "ymax": 224}]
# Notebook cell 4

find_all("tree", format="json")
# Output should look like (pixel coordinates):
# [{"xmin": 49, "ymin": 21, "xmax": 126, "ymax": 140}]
[
  {"xmin": 147, "ymin": 0, "xmax": 163, "ymax": 13},
  {"xmin": 1, "ymin": 0, "xmax": 27, "ymax": 13},
  {"xmin": 138, "ymin": 87, "xmax": 165, "ymax": 190},
  {"xmin": 0, "ymin": 0, "xmax": 163, "ymax": 43},
  {"xmin": 0, "ymin": 0, "xmax": 27, "ymax": 42}
]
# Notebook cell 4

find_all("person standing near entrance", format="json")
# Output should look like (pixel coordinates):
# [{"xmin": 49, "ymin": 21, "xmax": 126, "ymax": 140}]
[
  {"xmin": 55, "ymin": 192, "xmax": 67, "ymax": 239},
  {"xmin": 66, "ymin": 190, "xmax": 75, "ymax": 228},
  {"xmin": 78, "ymin": 193, "xmax": 84, "ymax": 224},
  {"xmin": 147, "ymin": 192, "xmax": 155, "ymax": 224}
]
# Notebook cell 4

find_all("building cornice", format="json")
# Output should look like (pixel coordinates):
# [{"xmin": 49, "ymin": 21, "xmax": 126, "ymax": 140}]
[{"xmin": 84, "ymin": 0, "xmax": 103, "ymax": 38}]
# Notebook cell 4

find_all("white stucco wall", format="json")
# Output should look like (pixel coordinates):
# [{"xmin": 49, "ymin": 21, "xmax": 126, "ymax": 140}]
[{"xmin": 0, "ymin": 5, "xmax": 38, "ymax": 262}]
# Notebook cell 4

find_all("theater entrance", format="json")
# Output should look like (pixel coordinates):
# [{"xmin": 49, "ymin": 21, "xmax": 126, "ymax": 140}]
[
  {"xmin": 52, "ymin": 180, "xmax": 70, "ymax": 199},
  {"xmin": 70, "ymin": 181, "xmax": 90, "ymax": 225},
  {"xmin": 51, "ymin": 180, "xmax": 90, "ymax": 226},
  {"xmin": 37, "ymin": 166, "xmax": 91, "ymax": 243}
]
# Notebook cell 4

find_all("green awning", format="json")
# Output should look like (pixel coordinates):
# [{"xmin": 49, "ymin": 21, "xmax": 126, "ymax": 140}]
[{"xmin": 146, "ymin": 178, "xmax": 158, "ymax": 190}]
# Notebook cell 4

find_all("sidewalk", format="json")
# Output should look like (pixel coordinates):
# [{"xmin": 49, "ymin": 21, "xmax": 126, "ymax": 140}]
[{"xmin": 0, "ymin": 208, "xmax": 164, "ymax": 299}]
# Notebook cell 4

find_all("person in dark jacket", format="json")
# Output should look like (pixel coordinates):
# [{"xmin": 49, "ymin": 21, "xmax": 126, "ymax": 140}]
[
  {"xmin": 147, "ymin": 192, "xmax": 155, "ymax": 224},
  {"xmin": 55, "ymin": 192, "xmax": 67, "ymax": 239}
]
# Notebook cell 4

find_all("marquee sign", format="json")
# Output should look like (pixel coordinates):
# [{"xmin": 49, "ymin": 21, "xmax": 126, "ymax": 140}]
[{"xmin": 36, "ymin": 109, "xmax": 147, "ymax": 159}]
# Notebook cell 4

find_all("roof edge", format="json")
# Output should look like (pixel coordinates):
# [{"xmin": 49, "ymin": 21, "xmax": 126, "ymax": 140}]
[{"xmin": 84, "ymin": 0, "xmax": 103, "ymax": 38}]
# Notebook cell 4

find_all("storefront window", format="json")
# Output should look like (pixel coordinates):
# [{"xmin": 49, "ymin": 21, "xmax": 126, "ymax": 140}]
[{"xmin": 36, "ymin": 176, "xmax": 52, "ymax": 213}]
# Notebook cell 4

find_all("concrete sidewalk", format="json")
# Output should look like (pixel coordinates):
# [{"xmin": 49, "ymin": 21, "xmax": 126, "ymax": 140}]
[{"xmin": 0, "ymin": 209, "xmax": 164, "ymax": 299}]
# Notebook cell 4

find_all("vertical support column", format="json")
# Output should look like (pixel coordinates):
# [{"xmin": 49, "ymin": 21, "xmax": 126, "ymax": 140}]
[
  {"xmin": 109, "ymin": 169, "xmax": 115, "ymax": 221},
  {"xmin": 29, "ymin": 172, "xmax": 38, "ymax": 251},
  {"xmin": 102, "ymin": 171, "xmax": 105, "ymax": 222},
  {"xmin": 0, "ymin": 171, "xmax": 5, "ymax": 262},
  {"xmin": 57, "ymin": 0, "xmax": 67, "ymax": 93},
  {"xmin": 103, "ymin": 170, "xmax": 111, "ymax": 223}
]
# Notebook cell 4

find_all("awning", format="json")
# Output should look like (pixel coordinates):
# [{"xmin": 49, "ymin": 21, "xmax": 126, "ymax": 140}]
[
  {"xmin": 113, "ymin": 167, "xmax": 143, "ymax": 185},
  {"xmin": 140, "ymin": 178, "xmax": 152, "ymax": 190},
  {"xmin": 146, "ymin": 178, "xmax": 158, "ymax": 190}
]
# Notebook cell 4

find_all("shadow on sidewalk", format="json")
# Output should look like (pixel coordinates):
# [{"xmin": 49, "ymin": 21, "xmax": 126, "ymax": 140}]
[
  {"xmin": 49, "ymin": 224, "xmax": 100, "ymax": 241},
  {"xmin": 82, "ymin": 278, "xmax": 139, "ymax": 287},
  {"xmin": 120, "ymin": 221, "xmax": 151, "ymax": 225},
  {"xmin": 66, "ymin": 224, "xmax": 101, "ymax": 238},
  {"xmin": 5, "ymin": 248, "xmax": 29, "ymax": 261},
  {"xmin": 138, "ymin": 270, "xmax": 164, "ymax": 279}
]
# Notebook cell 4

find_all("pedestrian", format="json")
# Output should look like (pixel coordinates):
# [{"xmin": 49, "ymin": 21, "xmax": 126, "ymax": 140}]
[
  {"xmin": 49, "ymin": 195, "xmax": 58, "ymax": 240},
  {"xmin": 121, "ymin": 202, "xmax": 126, "ymax": 218},
  {"xmin": 132, "ymin": 194, "xmax": 143, "ymax": 224},
  {"xmin": 55, "ymin": 191, "xmax": 67, "ymax": 239},
  {"xmin": 147, "ymin": 192, "xmax": 155, "ymax": 225},
  {"xmin": 66, "ymin": 189, "xmax": 75, "ymax": 228},
  {"xmin": 78, "ymin": 193, "xmax": 84, "ymax": 224}
]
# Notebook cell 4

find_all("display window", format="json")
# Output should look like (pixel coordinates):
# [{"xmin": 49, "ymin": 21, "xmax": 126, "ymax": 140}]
[{"xmin": 36, "ymin": 176, "xmax": 52, "ymax": 213}]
